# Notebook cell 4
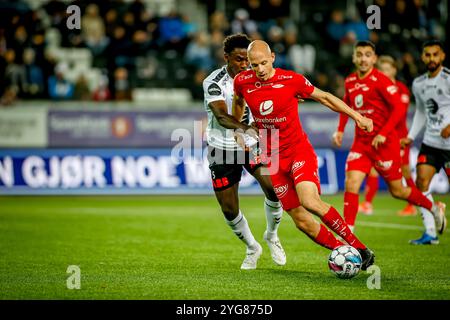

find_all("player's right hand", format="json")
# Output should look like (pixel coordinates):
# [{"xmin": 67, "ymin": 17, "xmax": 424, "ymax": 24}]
[
  {"xmin": 332, "ymin": 131, "xmax": 344, "ymax": 148},
  {"xmin": 356, "ymin": 116, "xmax": 373, "ymax": 133},
  {"xmin": 400, "ymin": 137, "xmax": 412, "ymax": 148}
]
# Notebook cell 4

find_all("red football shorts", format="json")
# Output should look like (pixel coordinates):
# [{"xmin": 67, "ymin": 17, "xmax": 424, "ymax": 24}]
[
  {"xmin": 268, "ymin": 140, "xmax": 321, "ymax": 211},
  {"xmin": 346, "ymin": 137, "xmax": 403, "ymax": 181}
]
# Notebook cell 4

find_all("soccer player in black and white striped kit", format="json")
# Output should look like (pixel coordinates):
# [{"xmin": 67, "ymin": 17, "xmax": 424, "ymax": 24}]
[{"xmin": 402, "ymin": 40, "xmax": 449, "ymax": 244}]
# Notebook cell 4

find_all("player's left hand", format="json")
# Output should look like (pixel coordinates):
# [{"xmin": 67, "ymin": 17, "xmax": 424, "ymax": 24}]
[
  {"xmin": 441, "ymin": 124, "xmax": 450, "ymax": 139},
  {"xmin": 356, "ymin": 116, "xmax": 373, "ymax": 133},
  {"xmin": 372, "ymin": 134, "xmax": 386, "ymax": 149}
]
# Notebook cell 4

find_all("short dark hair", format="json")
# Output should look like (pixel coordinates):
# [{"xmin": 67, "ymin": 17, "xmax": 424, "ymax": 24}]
[
  {"xmin": 422, "ymin": 39, "xmax": 444, "ymax": 51},
  {"xmin": 223, "ymin": 33, "xmax": 251, "ymax": 54},
  {"xmin": 354, "ymin": 40, "xmax": 376, "ymax": 52}
]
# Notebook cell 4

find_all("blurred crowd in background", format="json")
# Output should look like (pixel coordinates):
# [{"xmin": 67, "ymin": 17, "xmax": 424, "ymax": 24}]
[{"xmin": 0, "ymin": 0, "xmax": 447, "ymax": 106}]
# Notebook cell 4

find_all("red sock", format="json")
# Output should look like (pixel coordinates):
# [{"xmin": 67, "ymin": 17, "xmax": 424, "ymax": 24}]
[
  {"xmin": 407, "ymin": 187, "xmax": 433, "ymax": 211},
  {"xmin": 321, "ymin": 207, "xmax": 366, "ymax": 250},
  {"xmin": 405, "ymin": 177, "xmax": 415, "ymax": 188},
  {"xmin": 314, "ymin": 224, "xmax": 344, "ymax": 250},
  {"xmin": 365, "ymin": 175, "xmax": 379, "ymax": 203},
  {"xmin": 344, "ymin": 192, "xmax": 359, "ymax": 227}
]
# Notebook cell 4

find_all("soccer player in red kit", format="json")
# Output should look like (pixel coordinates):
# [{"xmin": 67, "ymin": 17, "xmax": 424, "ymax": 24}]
[
  {"xmin": 348, "ymin": 55, "xmax": 417, "ymax": 216},
  {"xmin": 332, "ymin": 41, "xmax": 446, "ymax": 234},
  {"xmin": 232, "ymin": 40, "xmax": 376, "ymax": 270}
]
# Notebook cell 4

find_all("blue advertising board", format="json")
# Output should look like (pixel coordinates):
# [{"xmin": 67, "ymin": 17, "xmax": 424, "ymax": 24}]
[{"xmin": 0, "ymin": 148, "xmax": 447, "ymax": 195}]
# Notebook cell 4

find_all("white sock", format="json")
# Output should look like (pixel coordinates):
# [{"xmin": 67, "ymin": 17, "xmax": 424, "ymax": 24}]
[
  {"xmin": 226, "ymin": 211, "xmax": 258, "ymax": 250},
  {"xmin": 420, "ymin": 191, "xmax": 437, "ymax": 237},
  {"xmin": 264, "ymin": 198, "xmax": 283, "ymax": 240}
]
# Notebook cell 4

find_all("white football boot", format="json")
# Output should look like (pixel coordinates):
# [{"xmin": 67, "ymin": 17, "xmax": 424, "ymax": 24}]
[
  {"xmin": 240, "ymin": 242, "xmax": 263, "ymax": 270},
  {"xmin": 263, "ymin": 231, "xmax": 286, "ymax": 266}
]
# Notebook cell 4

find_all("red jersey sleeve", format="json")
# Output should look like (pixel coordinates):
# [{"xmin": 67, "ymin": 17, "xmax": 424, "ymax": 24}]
[
  {"xmin": 338, "ymin": 92, "xmax": 350, "ymax": 132},
  {"xmin": 377, "ymin": 77, "xmax": 407, "ymax": 137},
  {"xmin": 294, "ymin": 73, "xmax": 315, "ymax": 98},
  {"xmin": 233, "ymin": 74, "xmax": 243, "ymax": 97}
]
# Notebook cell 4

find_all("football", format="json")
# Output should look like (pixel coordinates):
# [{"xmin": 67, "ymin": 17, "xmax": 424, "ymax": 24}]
[{"xmin": 328, "ymin": 245, "xmax": 362, "ymax": 279}]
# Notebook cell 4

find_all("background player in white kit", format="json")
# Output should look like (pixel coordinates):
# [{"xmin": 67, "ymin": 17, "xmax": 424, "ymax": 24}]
[
  {"xmin": 402, "ymin": 40, "xmax": 450, "ymax": 245},
  {"xmin": 203, "ymin": 34, "xmax": 285, "ymax": 269}
]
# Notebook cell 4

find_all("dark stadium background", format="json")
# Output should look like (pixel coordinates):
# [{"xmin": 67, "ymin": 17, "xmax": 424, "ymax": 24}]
[{"xmin": 0, "ymin": 0, "xmax": 448, "ymax": 195}]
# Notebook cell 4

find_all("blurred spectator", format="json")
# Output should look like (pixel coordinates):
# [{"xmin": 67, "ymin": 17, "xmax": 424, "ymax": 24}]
[
  {"xmin": 0, "ymin": 87, "xmax": 18, "ymax": 107},
  {"xmin": 23, "ymin": 48, "xmax": 44, "ymax": 98},
  {"xmin": 184, "ymin": 31, "xmax": 213, "ymax": 72},
  {"xmin": 285, "ymin": 27, "xmax": 316, "ymax": 74},
  {"xmin": 266, "ymin": 25, "xmax": 288, "ymax": 69},
  {"xmin": 210, "ymin": 29, "xmax": 226, "ymax": 68},
  {"xmin": 346, "ymin": 10, "xmax": 369, "ymax": 41},
  {"xmin": 326, "ymin": 9, "xmax": 347, "ymax": 49},
  {"xmin": 231, "ymin": 9, "xmax": 258, "ymax": 38},
  {"xmin": 48, "ymin": 62, "xmax": 74, "ymax": 100},
  {"xmin": 4, "ymin": 49, "xmax": 26, "ymax": 95},
  {"xmin": 114, "ymin": 67, "xmax": 132, "ymax": 101},
  {"xmin": 82, "ymin": 3, "xmax": 109, "ymax": 61},
  {"xmin": 92, "ymin": 75, "xmax": 111, "ymax": 101},
  {"xmin": 73, "ymin": 74, "xmax": 91, "ymax": 101},
  {"xmin": 209, "ymin": 11, "xmax": 229, "ymax": 34},
  {"xmin": 187, "ymin": 69, "xmax": 208, "ymax": 101},
  {"xmin": 158, "ymin": 9, "xmax": 189, "ymax": 52}
]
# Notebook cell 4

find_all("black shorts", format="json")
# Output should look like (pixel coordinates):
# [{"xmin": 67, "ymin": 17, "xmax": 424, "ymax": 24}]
[
  {"xmin": 417, "ymin": 143, "xmax": 450, "ymax": 177},
  {"xmin": 207, "ymin": 146, "xmax": 264, "ymax": 191}
]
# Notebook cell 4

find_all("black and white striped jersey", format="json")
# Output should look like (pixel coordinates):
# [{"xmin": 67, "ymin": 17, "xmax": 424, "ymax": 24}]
[
  {"xmin": 203, "ymin": 66, "xmax": 252, "ymax": 151},
  {"xmin": 410, "ymin": 67, "xmax": 450, "ymax": 150}
]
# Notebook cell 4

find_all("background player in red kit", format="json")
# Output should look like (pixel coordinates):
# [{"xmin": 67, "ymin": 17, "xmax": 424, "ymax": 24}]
[
  {"xmin": 232, "ymin": 40, "xmax": 376, "ymax": 270},
  {"xmin": 340, "ymin": 55, "xmax": 418, "ymax": 217},
  {"xmin": 332, "ymin": 41, "xmax": 446, "ymax": 235}
]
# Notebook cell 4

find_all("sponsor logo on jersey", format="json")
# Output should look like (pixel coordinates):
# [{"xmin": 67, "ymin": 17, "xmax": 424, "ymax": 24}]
[
  {"xmin": 349, "ymin": 83, "xmax": 369, "ymax": 93},
  {"xmin": 375, "ymin": 160, "xmax": 393, "ymax": 170},
  {"xmin": 259, "ymin": 100, "xmax": 274, "ymax": 116},
  {"xmin": 347, "ymin": 152, "xmax": 362, "ymax": 161},
  {"xmin": 272, "ymin": 84, "xmax": 284, "ymax": 88},
  {"xmin": 425, "ymin": 98, "xmax": 439, "ymax": 114},
  {"xmin": 386, "ymin": 85, "xmax": 398, "ymax": 95},
  {"xmin": 247, "ymin": 88, "xmax": 259, "ymax": 93},
  {"xmin": 417, "ymin": 154, "xmax": 427, "ymax": 164},
  {"xmin": 274, "ymin": 184, "xmax": 289, "ymax": 198},
  {"xmin": 304, "ymin": 78, "xmax": 313, "ymax": 87},
  {"xmin": 401, "ymin": 94, "xmax": 410, "ymax": 104},
  {"xmin": 207, "ymin": 83, "xmax": 222, "ymax": 96},
  {"xmin": 292, "ymin": 161, "xmax": 305, "ymax": 173},
  {"xmin": 278, "ymin": 75, "xmax": 293, "ymax": 80},
  {"xmin": 355, "ymin": 94, "xmax": 363, "ymax": 108}
]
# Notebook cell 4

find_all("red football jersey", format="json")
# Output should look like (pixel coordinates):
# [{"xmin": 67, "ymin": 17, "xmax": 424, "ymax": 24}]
[
  {"xmin": 338, "ymin": 68, "xmax": 406, "ymax": 140},
  {"xmin": 234, "ymin": 68, "xmax": 315, "ymax": 156},
  {"xmin": 395, "ymin": 80, "xmax": 410, "ymax": 139}
]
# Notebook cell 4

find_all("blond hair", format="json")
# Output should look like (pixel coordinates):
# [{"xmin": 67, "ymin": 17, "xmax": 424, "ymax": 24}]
[{"xmin": 377, "ymin": 55, "xmax": 397, "ymax": 69}]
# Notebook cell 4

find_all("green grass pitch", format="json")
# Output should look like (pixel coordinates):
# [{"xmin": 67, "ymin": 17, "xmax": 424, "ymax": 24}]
[{"xmin": 0, "ymin": 193, "xmax": 449, "ymax": 300}]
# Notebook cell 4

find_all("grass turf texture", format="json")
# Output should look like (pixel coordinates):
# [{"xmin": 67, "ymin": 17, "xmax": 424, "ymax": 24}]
[{"xmin": 0, "ymin": 193, "xmax": 449, "ymax": 300}]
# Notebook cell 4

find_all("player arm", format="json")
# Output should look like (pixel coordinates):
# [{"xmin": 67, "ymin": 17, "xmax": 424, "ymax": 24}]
[
  {"xmin": 379, "ymin": 101, "xmax": 407, "ymax": 138},
  {"xmin": 407, "ymin": 92, "xmax": 427, "ymax": 141},
  {"xmin": 336, "ymin": 93, "xmax": 350, "ymax": 132},
  {"xmin": 208, "ymin": 100, "xmax": 249, "ymax": 131},
  {"xmin": 309, "ymin": 87, "xmax": 372, "ymax": 132}
]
